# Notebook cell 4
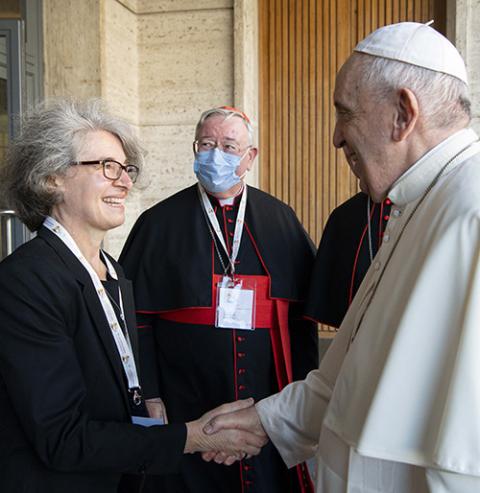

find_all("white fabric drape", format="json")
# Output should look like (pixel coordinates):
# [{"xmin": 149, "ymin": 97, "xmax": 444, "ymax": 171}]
[{"xmin": 257, "ymin": 129, "xmax": 480, "ymax": 492}]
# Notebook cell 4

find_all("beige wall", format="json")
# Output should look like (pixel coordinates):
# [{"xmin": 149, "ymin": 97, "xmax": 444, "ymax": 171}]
[
  {"xmin": 447, "ymin": 0, "xmax": 480, "ymax": 134},
  {"xmin": 43, "ymin": 0, "xmax": 102, "ymax": 99}
]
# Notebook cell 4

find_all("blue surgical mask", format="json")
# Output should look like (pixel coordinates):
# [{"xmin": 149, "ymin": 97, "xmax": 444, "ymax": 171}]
[{"xmin": 194, "ymin": 148, "xmax": 243, "ymax": 193}]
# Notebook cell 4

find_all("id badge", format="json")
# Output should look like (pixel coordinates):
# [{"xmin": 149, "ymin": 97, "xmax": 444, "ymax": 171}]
[
  {"xmin": 132, "ymin": 416, "xmax": 165, "ymax": 426},
  {"xmin": 216, "ymin": 277, "xmax": 255, "ymax": 330}
]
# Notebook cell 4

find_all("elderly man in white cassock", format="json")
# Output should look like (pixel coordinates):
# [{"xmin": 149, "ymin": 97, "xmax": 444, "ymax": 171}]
[{"xmin": 204, "ymin": 22, "xmax": 480, "ymax": 492}]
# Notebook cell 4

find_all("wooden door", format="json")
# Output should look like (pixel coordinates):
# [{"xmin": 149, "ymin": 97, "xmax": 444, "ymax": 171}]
[{"xmin": 259, "ymin": 0, "xmax": 446, "ymax": 244}]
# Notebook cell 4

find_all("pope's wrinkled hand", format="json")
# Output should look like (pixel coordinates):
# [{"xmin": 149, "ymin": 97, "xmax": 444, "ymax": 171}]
[{"xmin": 184, "ymin": 398, "xmax": 268, "ymax": 461}]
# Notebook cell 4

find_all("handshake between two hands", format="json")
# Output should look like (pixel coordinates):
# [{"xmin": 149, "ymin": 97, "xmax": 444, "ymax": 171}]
[{"xmin": 184, "ymin": 398, "xmax": 269, "ymax": 465}]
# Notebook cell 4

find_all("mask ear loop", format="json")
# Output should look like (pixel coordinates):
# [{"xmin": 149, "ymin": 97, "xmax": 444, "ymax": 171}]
[{"xmin": 237, "ymin": 146, "xmax": 253, "ymax": 180}]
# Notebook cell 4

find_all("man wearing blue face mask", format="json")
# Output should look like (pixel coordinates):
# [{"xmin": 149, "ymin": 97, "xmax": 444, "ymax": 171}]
[{"xmin": 120, "ymin": 106, "xmax": 318, "ymax": 493}]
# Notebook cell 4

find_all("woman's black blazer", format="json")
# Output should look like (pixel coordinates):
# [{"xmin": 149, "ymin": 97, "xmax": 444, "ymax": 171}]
[{"xmin": 0, "ymin": 227, "xmax": 186, "ymax": 493}]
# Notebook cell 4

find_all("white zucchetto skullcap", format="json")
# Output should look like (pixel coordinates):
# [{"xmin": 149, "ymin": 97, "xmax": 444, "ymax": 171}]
[{"xmin": 354, "ymin": 22, "xmax": 468, "ymax": 85}]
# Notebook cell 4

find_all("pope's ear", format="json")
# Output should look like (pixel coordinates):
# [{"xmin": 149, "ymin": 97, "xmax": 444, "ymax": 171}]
[{"xmin": 392, "ymin": 88, "xmax": 419, "ymax": 141}]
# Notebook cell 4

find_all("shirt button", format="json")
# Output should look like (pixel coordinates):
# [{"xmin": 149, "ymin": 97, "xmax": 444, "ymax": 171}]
[
  {"xmin": 374, "ymin": 261, "xmax": 381, "ymax": 270},
  {"xmin": 383, "ymin": 234, "xmax": 390, "ymax": 242},
  {"xmin": 393, "ymin": 209, "xmax": 402, "ymax": 217}
]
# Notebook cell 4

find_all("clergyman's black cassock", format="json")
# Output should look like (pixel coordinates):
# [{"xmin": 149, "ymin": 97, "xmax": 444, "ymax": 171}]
[
  {"xmin": 304, "ymin": 192, "xmax": 391, "ymax": 328},
  {"xmin": 120, "ymin": 184, "xmax": 318, "ymax": 493}
]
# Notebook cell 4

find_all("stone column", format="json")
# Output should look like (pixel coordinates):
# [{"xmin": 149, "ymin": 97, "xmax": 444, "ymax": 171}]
[
  {"xmin": 447, "ymin": 0, "xmax": 480, "ymax": 133},
  {"xmin": 234, "ymin": 0, "xmax": 259, "ymax": 189},
  {"xmin": 43, "ymin": 0, "xmax": 102, "ymax": 99}
]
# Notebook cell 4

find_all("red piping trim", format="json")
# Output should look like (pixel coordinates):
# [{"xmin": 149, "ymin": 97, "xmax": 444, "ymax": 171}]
[
  {"xmin": 303, "ymin": 314, "xmax": 321, "ymax": 324},
  {"xmin": 276, "ymin": 299, "xmax": 293, "ymax": 384},
  {"xmin": 269, "ymin": 306, "xmax": 287, "ymax": 390},
  {"xmin": 348, "ymin": 202, "xmax": 376, "ymax": 305},
  {"xmin": 239, "ymin": 460, "xmax": 245, "ymax": 493},
  {"xmin": 222, "ymin": 206, "xmax": 232, "ymax": 254},
  {"xmin": 378, "ymin": 201, "xmax": 384, "ymax": 247},
  {"xmin": 233, "ymin": 329, "xmax": 239, "ymax": 400},
  {"xmin": 244, "ymin": 221, "xmax": 273, "ymax": 292}
]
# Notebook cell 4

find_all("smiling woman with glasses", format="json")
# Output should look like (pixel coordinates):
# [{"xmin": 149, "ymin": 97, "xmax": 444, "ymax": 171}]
[{"xmin": 0, "ymin": 99, "xmax": 264, "ymax": 493}]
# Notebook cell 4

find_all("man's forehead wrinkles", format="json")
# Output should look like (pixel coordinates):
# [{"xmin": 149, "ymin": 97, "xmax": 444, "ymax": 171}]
[{"xmin": 200, "ymin": 123, "xmax": 248, "ymax": 143}]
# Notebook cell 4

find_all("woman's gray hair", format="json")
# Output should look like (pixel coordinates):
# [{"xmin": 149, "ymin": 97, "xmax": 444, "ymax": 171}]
[
  {"xmin": 354, "ymin": 53, "xmax": 471, "ymax": 129},
  {"xmin": 0, "ymin": 98, "xmax": 144, "ymax": 231},
  {"xmin": 195, "ymin": 107, "xmax": 254, "ymax": 145}
]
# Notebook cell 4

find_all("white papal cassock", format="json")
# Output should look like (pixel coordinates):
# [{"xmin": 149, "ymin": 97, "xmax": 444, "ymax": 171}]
[{"xmin": 256, "ymin": 128, "xmax": 480, "ymax": 492}]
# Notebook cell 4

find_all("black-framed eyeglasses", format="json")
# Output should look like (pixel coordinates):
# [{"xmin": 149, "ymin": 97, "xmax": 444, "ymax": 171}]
[{"xmin": 72, "ymin": 160, "xmax": 139, "ymax": 183}]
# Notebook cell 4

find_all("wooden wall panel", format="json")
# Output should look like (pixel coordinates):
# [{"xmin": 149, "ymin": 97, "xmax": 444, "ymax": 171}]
[{"xmin": 259, "ymin": 0, "xmax": 444, "ymax": 247}]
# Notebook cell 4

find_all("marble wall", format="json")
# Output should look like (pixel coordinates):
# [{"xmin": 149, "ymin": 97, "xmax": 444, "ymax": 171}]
[
  {"xmin": 102, "ymin": 0, "xmax": 138, "ymax": 125},
  {"xmin": 447, "ymin": 0, "xmax": 480, "ymax": 135},
  {"xmin": 43, "ymin": 0, "xmax": 102, "ymax": 99}
]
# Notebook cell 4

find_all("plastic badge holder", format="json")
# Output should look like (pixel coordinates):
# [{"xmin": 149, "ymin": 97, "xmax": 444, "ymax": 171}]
[{"xmin": 215, "ymin": 277, "xmax": 256, "ymax": 330}]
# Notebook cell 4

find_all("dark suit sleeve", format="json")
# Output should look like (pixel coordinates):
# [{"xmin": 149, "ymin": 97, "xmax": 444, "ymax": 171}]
[
  {"xmin": 137, "ymin": 314, "xmax": 161, "ymax": 399},
  {"xmin": 0, "ymin": 254, "xmax": 186, "ymax": 476}
]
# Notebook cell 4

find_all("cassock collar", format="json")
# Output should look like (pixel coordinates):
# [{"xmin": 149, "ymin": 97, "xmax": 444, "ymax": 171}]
[
  {"xmin": 206, "ymin": 184, "xmax": 245, "ymax": 208},
  {"xmin": 388, "ymin": 128, "xmax": 480, "ymax": 207}
]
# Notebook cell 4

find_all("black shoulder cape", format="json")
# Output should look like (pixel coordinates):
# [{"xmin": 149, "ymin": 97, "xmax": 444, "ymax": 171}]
[
  {"xmin": 120, "ymin": 184, "xmax": 316, "ymax": 311},
  {"xmin": 304, "ymin": 192, "xmax": 390, "ymax": 328}
]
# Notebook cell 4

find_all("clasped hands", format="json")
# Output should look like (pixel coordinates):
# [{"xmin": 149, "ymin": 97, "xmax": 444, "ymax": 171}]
[{"xmin": 184, "ymin": 398, "xmax": 268, "ymax": 465}]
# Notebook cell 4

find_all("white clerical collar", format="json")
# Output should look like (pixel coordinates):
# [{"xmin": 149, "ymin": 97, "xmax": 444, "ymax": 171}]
[
  {"xmin": 219, "ymin": 196, "xmax": 235, "ymax": 206},
  {"xmin": 217, "ymin": 183, "xmax": 245, "ymax": 207},
  {"xmin": 388, "ymin": 128, "xmax": 480, "ymax": 206}
]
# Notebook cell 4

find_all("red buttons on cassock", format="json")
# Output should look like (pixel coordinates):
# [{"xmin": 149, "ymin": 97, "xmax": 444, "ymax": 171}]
[
  {"xmin": 238, "ymin": 384, "xmax": 246, "ymax": 391},
  {"xmin": 244, "ymin": 480, "xmax": 253, "ymax": 486},
  {"xmin": 238, "ymin": 368, "xmax": 246, "ymax": 375},
  {"xmin": 243, "ymin": 464, "xmax": 253, "ymax": 471},
  {"xmin": 228, "ymin": 231, "xmax": 234, "ymax": 237},
  {"xmin": 237, "ymin": 352, "xmax": 246, "ymax": 358},
  {"xmin": 383, "ymin": 215, "xmax": 390, "ymax": 221},
  {"xmin": 237, "ymin": 336, "xmax": 245, "ymax": 342},
  {"xmin": 227, "ymin": 218, "xmax": 234, "ymax": 223},
  {"xmin": 385, "ymin": 198, "xmax": 392, "ymax": 205}
]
